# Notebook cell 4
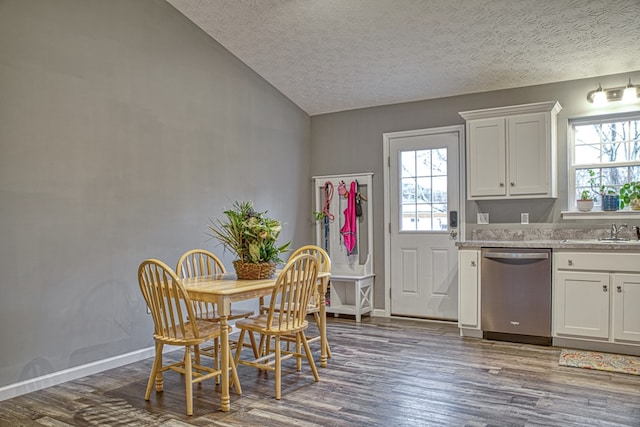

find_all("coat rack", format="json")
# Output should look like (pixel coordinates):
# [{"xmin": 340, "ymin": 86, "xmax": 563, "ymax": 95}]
[{"xmin": 313, "ymin": 172, "xmax": 374, "ymax": 321}]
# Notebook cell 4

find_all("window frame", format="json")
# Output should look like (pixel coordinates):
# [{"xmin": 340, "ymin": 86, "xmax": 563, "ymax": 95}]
[{"xmin": 568, "ymin": 111, "xmax": 640, "ymax": 211}]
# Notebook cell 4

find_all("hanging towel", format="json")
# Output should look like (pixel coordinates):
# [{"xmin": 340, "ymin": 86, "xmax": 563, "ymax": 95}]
[{"xmin": 341, "ymin": 181, "xmax": 357, "ymax": 254}]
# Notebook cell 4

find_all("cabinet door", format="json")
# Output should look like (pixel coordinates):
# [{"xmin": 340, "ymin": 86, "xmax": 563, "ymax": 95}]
[
  {"xmin": 458, "ymin": 250, "xmax": 479, "ymax": 328},
  {"xmin": 508, "ymin": 112, "xmax": 549, "ymax": 196},
  {"xmin": 554, "ymin": 271, "xmax": 610, "ymax": 339},
  {"xmin": 467, "ymin": 118, "xmax": 506, "ymax": 197},
  {"xmin": 613, "ymin": 274, "xmax": 640, "ymax": 343}
]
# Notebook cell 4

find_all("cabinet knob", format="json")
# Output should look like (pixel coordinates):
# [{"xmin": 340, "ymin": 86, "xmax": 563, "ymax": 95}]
[
  {"xmin": 567, "ymin": 259, "xmax": 573, "ymax": 266},
  {"xmin": 470, "ymin": 261, "xmax": 476, "ymax": 267},
  {"xmin": 499, "ymin": 182, "xmax": 505, "ymax": 187},
  {"xmin": 510, "ymin": 182, "xmax": 515, "ymax": 186},
  {"xmin": 617, "ymin": 285, "xmax": 622, "ymax": 293},
  {"xmin": 603, "ymin": 285, "xmax": 608, "ymax": 292}
]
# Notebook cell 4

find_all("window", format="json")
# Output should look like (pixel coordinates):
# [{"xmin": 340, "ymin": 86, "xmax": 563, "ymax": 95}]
[
  {"xmin": 400, "ymin": 148, "xmax": 448, "ymax": 231},
  {"xmin": 569, "ymin": 113, "xmax": 640, "ymax": 210}
]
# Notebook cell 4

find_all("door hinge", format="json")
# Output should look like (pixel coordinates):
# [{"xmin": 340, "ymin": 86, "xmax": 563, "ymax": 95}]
[
  {"xmin": 388, "ymin": 222, "xmax": 391, "ymax": 233},
  {"xmin": 387, "ymin": 156, "xmax": 390, "ymax": 167}
]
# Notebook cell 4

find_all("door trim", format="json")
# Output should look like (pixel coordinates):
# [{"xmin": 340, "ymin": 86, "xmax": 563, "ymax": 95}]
[{"xmin": 382, "ymin": 125, "xmax": 466, "ymax": 317}]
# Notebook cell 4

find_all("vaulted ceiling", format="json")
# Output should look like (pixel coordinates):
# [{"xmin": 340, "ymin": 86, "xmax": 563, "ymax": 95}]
[{"xmin": 167, "ymin": 0, "xmax": 640, "ymax": 115}]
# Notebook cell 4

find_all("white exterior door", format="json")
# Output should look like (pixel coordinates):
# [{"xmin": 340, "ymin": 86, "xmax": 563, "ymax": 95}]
[{"xmin": 383, "ymin": 126, "xmax": 462, "ymax": 320}]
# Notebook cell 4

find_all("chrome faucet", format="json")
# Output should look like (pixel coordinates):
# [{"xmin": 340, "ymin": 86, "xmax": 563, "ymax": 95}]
[{"xmin": 610, "ymin": 223, "xmax": 628, "ymax": 240}]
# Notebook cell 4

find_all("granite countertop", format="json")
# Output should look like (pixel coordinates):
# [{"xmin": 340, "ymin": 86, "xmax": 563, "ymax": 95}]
[
  {"xmin": 456, "ymin": 239, "xmax": 640, "ymax": 250},
  {"xmin": 458, "ymin": 227, "xmax": 640, "ymax": 250}
]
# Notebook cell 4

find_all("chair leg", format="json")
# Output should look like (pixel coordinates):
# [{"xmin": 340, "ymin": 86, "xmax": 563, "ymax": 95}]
[
  {"xmin": 233, "ymin": 329, "xmax": 246, "ymax": 366},
  {"xmin": 314, "ymin": 312, "xmax": 332, "ymax": 358},
  {"xmin": 185, "ymin": 345, "xmax": 193, "ymax": 416},
  {"xmin": 145, "ymin": 342, "xmax": 163, "ymax": 399},
  {"xmin": 248, "ymin": 331, "xmax": 260, "ymax": 359},
  {"xmin": 229, "ymin": 347, "xmax": 242, "ymax": 395},
  {"xmin": 193, "ymin": 344, "xmax": 201, "ymax": 365},
  {"xmin": 275, "ymin": 335, "xmax": 281, "ymax": 400},
  {"xmin": 296, "ymin": 334, "xmax": 302, "ymax": 371},
  {"xmin": 211, "ymin": 337, "xmax": 220, "ymax": 385},
  {"xmin": 258, "ymin": 332, "xmax": 267, "ymax": 357},
  {"xmin": 301, "ymin": 332, "xmax": 319, "ymax": 382}
]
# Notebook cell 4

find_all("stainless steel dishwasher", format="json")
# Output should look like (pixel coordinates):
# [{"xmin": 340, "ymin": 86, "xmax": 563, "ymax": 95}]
[{"xmin": 481, "ymin": 248, "xmax": 552, "ymax": 345}]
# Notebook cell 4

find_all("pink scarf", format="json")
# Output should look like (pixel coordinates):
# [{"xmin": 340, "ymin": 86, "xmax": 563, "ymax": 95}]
[{"xmin": 340, "ymin": 181, "xmax": 357, "ymax": 254}]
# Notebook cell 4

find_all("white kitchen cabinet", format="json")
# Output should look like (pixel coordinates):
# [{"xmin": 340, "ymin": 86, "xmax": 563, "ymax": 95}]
[
  {"xmin": 554, "ymin": 271, "xmax": 610, "ymax": 339},
  {"xmin": 554, "ymin": 251, "xmax": 640, "ymax": 345},
  {"xmin": 613, "ymin": 273, "xmax": 640, "ymax": 342},
  {"xmin": 460, "ymin": 101, "xmax": 561, "ymax": 200},
  {"xmin": 458, "ymin": 249, "xmax": 480, "ymax": 331}
]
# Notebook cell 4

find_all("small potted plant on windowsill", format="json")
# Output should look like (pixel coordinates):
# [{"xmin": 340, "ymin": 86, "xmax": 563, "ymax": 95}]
[
  {"xmin": 576, "ymin": 190, "xmax": 594, "ymax": 212},
  {"xmin": 576, "ymin": 169, "xmax": 597, "ymax": 212},
  {"xmin": 600, "ymin": 185, "xmax": 620, "ymax": 211},
  {"xmin": 619, "ymin": 181, "xmax": 640, "ymax": 210}
]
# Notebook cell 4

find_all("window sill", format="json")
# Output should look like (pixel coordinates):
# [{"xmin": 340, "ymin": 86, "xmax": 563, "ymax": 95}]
[{"xmin": 562, "ymin": 210, "xmax": 640, "ymax": 220}]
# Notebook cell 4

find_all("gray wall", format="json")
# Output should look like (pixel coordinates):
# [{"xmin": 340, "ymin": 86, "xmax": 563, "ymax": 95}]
[
  {"xmin": 310, "ymin": 70, "xmax": 640, "ymax": 310},
  {"xmin": 0, "ymin": 0, "xmax": 311, "ymax": 388}
]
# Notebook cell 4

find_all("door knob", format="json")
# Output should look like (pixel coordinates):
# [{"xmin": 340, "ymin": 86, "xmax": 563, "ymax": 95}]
[{"xmin": 449, "ymin": 229, "xmax": 458, "ymax": 239}]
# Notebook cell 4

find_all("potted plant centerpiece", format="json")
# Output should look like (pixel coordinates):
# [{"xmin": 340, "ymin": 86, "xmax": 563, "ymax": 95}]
[
  {"xmin": 619, "ymin": 181, "xmax": 640, "ymax": 210},
  {"xmin": 208, "ymin": 201, "xmax": 290, "ymax": 279}
]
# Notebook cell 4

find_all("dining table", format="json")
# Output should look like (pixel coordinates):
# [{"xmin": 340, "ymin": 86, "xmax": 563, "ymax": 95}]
[{"xmin": 182, "ymin": 270, "xmax": 330, "ymax": 412}]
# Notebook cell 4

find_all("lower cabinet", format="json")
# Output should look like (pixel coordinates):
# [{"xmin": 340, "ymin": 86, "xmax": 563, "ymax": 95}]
[
  {"xmin": 458, "ymin": 249, "xmax": 480, "ymax": 330},
  {"xmin": 612, "ymin": 274, "xmax": 640, "ymax": 342},
  {"xmin": 554, "ymin": 251, "xmax": 640, "ymax": 345},
  {"xmin": 554, "ymin": 271, "xmax": 610, "ymax": 339}
]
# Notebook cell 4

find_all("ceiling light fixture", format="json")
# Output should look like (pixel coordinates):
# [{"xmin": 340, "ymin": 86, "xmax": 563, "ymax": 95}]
[
  {"xmin": 623, "ymin": 78, "xmax": 638, "ymax": 103},
  {"xmin": 587, "ymin": 78, "xmax": 640, "ymax": 105}
]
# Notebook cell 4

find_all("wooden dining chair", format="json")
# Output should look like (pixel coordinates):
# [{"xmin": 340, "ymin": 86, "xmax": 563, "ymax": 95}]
[
  {"xmin": 233, "ymin": 253, "xmax": 320, "ymax": 400},
  {"xmin": 260, "ymin": 245, "xmax": 332, "ymax": 358},
  {"xmin": 138, "ymin": 259, "xmax": 241, "ymax": 415},
  {"xmin": 176, "ymin": 249, "xmax": 257, "ymax": 362}
]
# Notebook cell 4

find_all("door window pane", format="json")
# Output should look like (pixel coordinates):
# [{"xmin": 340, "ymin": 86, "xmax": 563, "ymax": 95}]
[{"xmin": 399, "ymin": 147, "xmax": 447, "ymax": 231}]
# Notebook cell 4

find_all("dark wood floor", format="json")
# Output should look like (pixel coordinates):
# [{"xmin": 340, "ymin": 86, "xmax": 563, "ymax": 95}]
[{"xmin": 2, "ymin": 317, "xmax": 639, "ymax": 426}]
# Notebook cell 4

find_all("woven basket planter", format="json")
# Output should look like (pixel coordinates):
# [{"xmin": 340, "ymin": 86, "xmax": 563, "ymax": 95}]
[{"xmin": 233, "ymin": 260, "xmax": 276, "ymax": 280}]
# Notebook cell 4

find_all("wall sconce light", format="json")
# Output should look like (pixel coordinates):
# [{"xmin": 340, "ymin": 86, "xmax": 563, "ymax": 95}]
[{"xmin": 587, "ymin": 78, "xmax": 639, "ymax": 105}]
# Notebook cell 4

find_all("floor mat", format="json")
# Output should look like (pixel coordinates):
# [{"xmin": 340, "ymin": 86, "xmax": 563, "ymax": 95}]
[{"xmin": 559, "ymin": 349, "xmax": 640, "ymax": 375}]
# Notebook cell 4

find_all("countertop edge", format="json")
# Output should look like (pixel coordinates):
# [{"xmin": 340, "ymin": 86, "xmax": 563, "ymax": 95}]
[{"xmin": 456, "ymin": 240, "xmax": 640, "ymax": 250}]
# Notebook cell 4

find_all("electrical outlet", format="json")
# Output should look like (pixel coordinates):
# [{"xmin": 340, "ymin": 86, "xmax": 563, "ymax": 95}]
[
  {"xmin": 521, "ymin": 213, "xmax": 529, "ymax": 224},
  {"xmin": 477, "ymin": 213, "xmax": 489, "ymax": 224}
]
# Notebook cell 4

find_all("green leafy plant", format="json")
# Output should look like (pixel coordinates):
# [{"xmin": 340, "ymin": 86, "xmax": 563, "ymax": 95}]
[
  {"xmin": 313, "ymin": 211, "xmax": 326, "ymax": 221},
  {"xmin": 579, "ymin": 190, "xmax": 592, "ymax": 200},
  {"xmin": 600, "ymin": 184, "xmax": 617, "ymax": 195},
  {"xmin": 208, "ymin": 201, "xmax": 290, "ymax": 264},
  {"xmin": 619, "ymin": 181, "xmax": 640, "ymax": 209}
]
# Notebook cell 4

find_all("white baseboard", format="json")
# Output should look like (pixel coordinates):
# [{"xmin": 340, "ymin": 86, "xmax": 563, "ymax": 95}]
[{"xmin": 0, "ymin": 345, "xmax": 175, "ymax": 402}]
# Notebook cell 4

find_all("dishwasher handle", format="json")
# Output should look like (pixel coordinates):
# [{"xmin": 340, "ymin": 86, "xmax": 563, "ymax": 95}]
[{"xmin": 483, "ymin": 252, "xmax": 549, "ymax": 260}]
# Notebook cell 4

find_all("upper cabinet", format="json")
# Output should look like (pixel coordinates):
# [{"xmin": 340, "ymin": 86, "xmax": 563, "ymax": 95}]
[{"xmin": 460, "ymin": 101, "xmax": 562, "ymax": 200}]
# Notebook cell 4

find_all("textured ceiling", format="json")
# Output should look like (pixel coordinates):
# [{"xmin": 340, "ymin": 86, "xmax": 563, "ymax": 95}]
[{"xmin": 167, "ymin": 0, "xmax": 640, "ymax": 116}]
